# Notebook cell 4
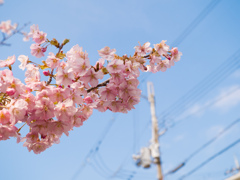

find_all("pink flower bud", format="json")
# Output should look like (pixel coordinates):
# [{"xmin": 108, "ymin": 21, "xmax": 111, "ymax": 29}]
[
  {"xmin": 6, "ymin": 88, "xmax": 15, "ymax": 96},
  {"xmin": 166, "ymin": 55, "xmax": 171, "ymax": 60},
  {"xmin": 143, "ymin": 65, "xmax": 148, "ymax": 71},
  {"xmin": 83, "ymin": 96, "xmax": 93, "ymax": 104},
  {"xmin": 43, "ymin": 70, "xmax": 50, "ymax": 76},
  {"xmin": 42, "ymin": 47, "xmax": 47, "ymax": 52}
]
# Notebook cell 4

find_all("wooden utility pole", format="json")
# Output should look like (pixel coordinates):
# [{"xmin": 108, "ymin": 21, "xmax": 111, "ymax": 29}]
[{"xmin": 147, "ymin": 82, "xmax": 163, "ymax": 180}]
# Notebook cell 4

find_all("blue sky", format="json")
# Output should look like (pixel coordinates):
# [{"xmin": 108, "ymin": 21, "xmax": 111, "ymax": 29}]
[{"xmin": 1, "ymin": 0, "xmax": 240, "ymax": 180}]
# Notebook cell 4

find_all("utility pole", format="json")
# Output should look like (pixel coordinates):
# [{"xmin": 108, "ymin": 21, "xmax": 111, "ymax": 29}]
[
  {"xmin": 147, "ymin": 82, "xmax": 163, "ymax": 180},
  {"xmin": 225, "ymin": 156, "xmax": 240, "ymax": 180},
  {"xmin": 132, "ymin": 82, "xmax": 163, "ymax": 180}
]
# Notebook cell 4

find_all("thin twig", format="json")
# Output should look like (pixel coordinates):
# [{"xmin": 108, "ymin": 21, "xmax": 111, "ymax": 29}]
[
  {"xmin": 17, "ymin": 122, "xmax": 27, "ymax": 133},
  {"xmin": 0, "ymin": 22, "xmax": 31, "ymax": 46},
  {"xmin": 46, "ymin": 44, "xmax": 64, "ymax": 85},
  {"xmin": 87, "ymin": 79, "xmax": 110, "ymax": 93}
]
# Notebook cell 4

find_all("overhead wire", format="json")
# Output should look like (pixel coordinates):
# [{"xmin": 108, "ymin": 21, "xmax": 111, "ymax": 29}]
[
  {"xmin": 171, "ymin": 0, "xmax": 222, "ymax": 47},
  {"xmin": 159, "ymin": 49, "xmax": 240, "ymax": 130},
  {"xmin": 178, "ymin": 138, "xmax": 240, "ymax": 180},
  {"xmin": 164, "ymin": 85, "xmax": 240, "ymax": 129},
  {"xmin": 165, "ymin": 117, "xmax": 240, "ymax": 176},
  {"xmin": 71, "ymin": 116, "xmax": 117, "ymax": 180},
  {"xmin": 93, "ymin": 152, "xmax": 136, "ymax": 179}
]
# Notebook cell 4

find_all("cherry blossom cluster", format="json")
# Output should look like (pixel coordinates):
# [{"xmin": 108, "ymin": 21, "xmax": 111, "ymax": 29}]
[{"xmin": 0, "ymin": 24, "xmax": 182, "ymax": 154}]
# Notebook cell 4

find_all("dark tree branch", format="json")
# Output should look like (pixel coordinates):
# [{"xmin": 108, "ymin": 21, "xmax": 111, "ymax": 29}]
[{"xmin": 87, "ymin": 79, "xmax": 110, "ymax": 93}]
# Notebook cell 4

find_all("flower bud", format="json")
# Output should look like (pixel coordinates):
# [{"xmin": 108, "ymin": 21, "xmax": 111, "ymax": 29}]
[
  {"xmin": 42, "ymin": 47, "xmax": 47, "ymax": 52},
  {"xmin": 83, "ymin": 96, "xmax": 93, "ymax": 104},
  {"xmin": 43, "ymin": 70, "xmax": 50, "ymax": 76},
  {"xmin": 6, "ymin": 88, "xmax": 15, "ymax": 96}
]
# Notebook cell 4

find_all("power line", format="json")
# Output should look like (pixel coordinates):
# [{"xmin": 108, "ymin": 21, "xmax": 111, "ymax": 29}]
[
  {"xmin": 71, "ymin": 116, "xmax": 116, "ymax": 180},
  {"xmin": 92, "ymin": 152, "xmax": 135, "ymax": 179},
  {"xmin": 165, "ymin": 117, "xmax": 240, "ymax": 176},
  {"xmin": 160, "ymin": 50, "xmax": 240, "ymax": 119},
  {"xmin": 171, "ymin": 0, "xmax": 222, "ymax": 47},
  {"xmin": 165, "ymin": 86, "xmax": 240, "ymax": 130},
  {"xmin": 178, "ymin": 138, "xmax": 240, "ymax": 180},
  {"xmin": 159, "ymin": 49, "xmax": 240, "ymax": 130}
]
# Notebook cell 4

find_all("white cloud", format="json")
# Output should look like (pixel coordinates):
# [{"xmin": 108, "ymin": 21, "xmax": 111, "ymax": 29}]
[
  {"xmin": 164, "ymin": 85, "xmax": 240, "ymax": 127},
  {"xmin": 212, "ymin": 85, "xmax": 240, "ymax": 112},
  {"xmin": 174, "ymin": 104, "xmax": 203, "ymax": 122}
]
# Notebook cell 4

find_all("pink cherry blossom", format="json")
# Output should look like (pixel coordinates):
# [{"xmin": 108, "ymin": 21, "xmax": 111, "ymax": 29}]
[
  {"xmin": 0, "ymin": 20, "xmax": 16, "ymax": 35},
  {"xmin": 155, "ymin": 60, "xmax": 169, "ymax": 72},
  {"xmin": 25, "ymin": 64, "xmax": 41, "ymax": 84},
  {"xmin": 30, "ymin": 44, "xmax": 45, "ymax": 58},
  {"xmin": 25, "ymin": 132, "xmax": 39, "ymax": 143},
  {"xmin": 67, "ymin": 45, "xmax": 89, "ymax": 61},
  {"xmin": 46, "ymin": 52, "xmax": 60, "ymax": 69},
  {"xmin": 56, "ymin": 66, "xmax": 75, "ymax": 86},
  {"xmin": 81, "ymin": 68, "xmax": 104, "ymax": 87},
  {"xmin": 20, "ymin": 93, "xmax": 36, "ymax": 111},
  {"xmin": 0, "ymin": 125, "xmax": 18, "ymax": 141},
  {"xmin": 27, "ymin": 140, "xmax": 49, "ymax": 154},
  {"xmin": 99, "ymin": 85, "xmax": 117, "ymax": 101},
  {"xmin": 8, "ymin": 78, "xmax": 26, "ymax": 98},
  {"xmin": 154, "ymin": 40, "xmax": 169, "ymax": 56},
  {"xmin": 0, "ymin": 55, "xmax": 16, "ymax": 68},
  {"xmin": 95, "ymin": 100, "xmax": 107, "ymax": 112},
  {"xmin": 34, "ymin": 98, "xmax": 55, "ymax": 120},
  {"xmin": 18, "ymin": 55, "xmax": 29, "ymax": 70},
  {"xmin": 134, "ymin": 42, "xmax": 152, "ymax": 56},
  {"xmin": 68, "ymin": 90, "xmax": 83, "ymax": 104},
  {"xmin": 171, "ymin": 47, "xmax": 182, "ymax": 62},
  {"xmin": 80, "ymin": 104, "xmax": 93, "ymax": 118},
  {"xmin": 10, "ymin": 99, "xmax": 28, "ymax": 124},
  {"xmin": 32, "ymin": 31, "xmax": 47, "ymax": 44},
  {"xmin": 28, "ymin": 24, "xmax": 39, "ymax": 38},
  {"xmin": 98, "ymin": 46, "xmax": 116, "ymax": 60},
  {"xmin": 54, "ymin": 99, "xmax": 77, "ymax": 122},
  {"xmin": 0, "ymin": 109, "xmax": 11, "ymax": 125},
  {"xmin": 0, "ymin": 69, "xmax": 14, "ymax": 92},
  {"xmin": 126, "ymin": 61, "xmax": 140, "ymax": 77},
  {"xmin": 71, "ymin": 82, "xmax": 87, "ymax": 97},
  {"xmin": 49, "ymin": 121, "xmax": 72, "ymax": 136},
  {"xmin": 107, "ymin": 59, "xmax": 125, "ymax": 74},
  {"xmin": 72, "ymin": 110, "xmax": 87, "ymax": 127}
]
